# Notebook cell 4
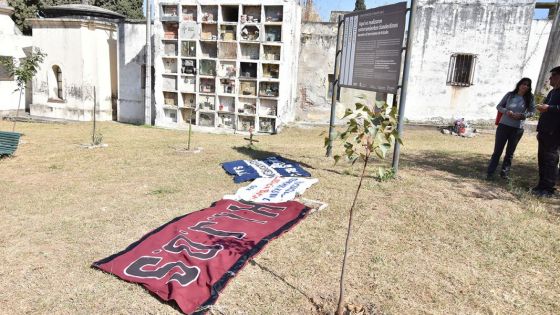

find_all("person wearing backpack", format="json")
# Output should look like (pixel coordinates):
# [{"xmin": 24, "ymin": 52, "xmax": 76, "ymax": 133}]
[
  {"xmin": 532, "ymin": 66, "xmax": 560, "ymax": 197},
  {"xmin": 487, "ymin": 78, "xmax": 536, "ymax": 180}
]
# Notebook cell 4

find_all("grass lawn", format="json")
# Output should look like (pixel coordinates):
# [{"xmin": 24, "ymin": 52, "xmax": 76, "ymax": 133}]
[{"xmin": 0, "ymin": 120, "xmax": 558, "ymax": 314}]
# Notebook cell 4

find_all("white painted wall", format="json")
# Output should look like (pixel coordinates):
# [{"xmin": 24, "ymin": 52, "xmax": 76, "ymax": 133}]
[
  {"xmin": 405, "ymin": 0, "xmax": 536, "ymax": 123},
  {"xmin": 297, "ymin": 22, "xmax": 376, "ymax": 123},
  {"xmin": 0, "ymin": 5, "xmax": 32, "ymax": 114},
  {"xmin": 30, "ymin": 19, "xmax": 117, "ymax": 121},
  {"xmin": 118, "ymin": 22, "xmax": 147, "ymax": 125},
  {"xmin": 522, "ymin": 19, "xmax": 552, "ymax": 84},
  {"xmin": 276, "ymin": 0, "xmax": 301, "ymax": 128}
]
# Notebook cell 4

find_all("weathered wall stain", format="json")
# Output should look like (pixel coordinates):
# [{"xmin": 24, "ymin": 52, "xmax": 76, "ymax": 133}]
[{"xmin": 406, "ymin": 0, "xmax": 538, "ymax": 122}]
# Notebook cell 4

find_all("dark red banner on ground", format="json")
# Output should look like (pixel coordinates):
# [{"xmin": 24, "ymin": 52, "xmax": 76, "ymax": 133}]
[{"xmin": 93, "ymin": 199, "xmax": 309, "ymax": 314}]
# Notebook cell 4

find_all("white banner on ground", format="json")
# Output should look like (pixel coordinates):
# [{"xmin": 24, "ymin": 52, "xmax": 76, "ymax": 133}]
[{"xmin": 224, "ymin": 177, "xmax": 319, "ymax": 203}]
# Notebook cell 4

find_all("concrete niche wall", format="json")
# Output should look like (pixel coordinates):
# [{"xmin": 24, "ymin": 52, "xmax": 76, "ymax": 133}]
[{"xmin": 297, "ymin": 21, "xmax": 377, "ymax": 124}]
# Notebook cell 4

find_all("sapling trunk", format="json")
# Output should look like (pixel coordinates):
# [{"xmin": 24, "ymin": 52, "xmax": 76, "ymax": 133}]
[
  {"xmin": 336, "ymin": 150, "xmax": 371, "ymax": 315},
  {"xmin": 12, "ymin": 88, "xmax": 22, "ymax": 132},
  {"xmin": 92, "ymin": 87, "xmax": 97, "ymax": 144},
  {"xmin": 187, "ymin": 109, "xmax": 193, "ymax": 150}
]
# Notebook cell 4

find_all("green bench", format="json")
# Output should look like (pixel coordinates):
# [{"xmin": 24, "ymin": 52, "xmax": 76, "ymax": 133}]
[{"xmin": 0, "ymin": 131, "xmax": 21, "ymax": 156}]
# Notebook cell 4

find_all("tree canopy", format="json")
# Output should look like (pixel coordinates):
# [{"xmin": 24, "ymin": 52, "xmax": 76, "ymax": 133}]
[
  {"xmin": 7, "ymin": 0, "xmax": 144, "ymax": 35},
  {"xmin": 354, "ymin": 0, "xmax": 366, "ymax": 11}
]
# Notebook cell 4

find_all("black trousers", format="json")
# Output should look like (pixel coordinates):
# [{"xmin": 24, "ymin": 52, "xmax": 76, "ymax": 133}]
[
  {"xmin": 536, "ymin": 132, "xmax": 560, "ymax": 192},
  {"xmin": 487, "ymin": 124, "xmax": 524, "ymax": 176}
]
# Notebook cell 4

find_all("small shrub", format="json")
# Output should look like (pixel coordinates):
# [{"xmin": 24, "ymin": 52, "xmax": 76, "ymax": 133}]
[{"xmin": 93, "ymin": 132, "xmax": 104, "ymax": 146}]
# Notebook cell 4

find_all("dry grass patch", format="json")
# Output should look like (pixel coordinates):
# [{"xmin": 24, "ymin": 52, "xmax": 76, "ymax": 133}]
[{"xmin": 0, "ymin": 121, "xmax": 558, "ymax": 314}]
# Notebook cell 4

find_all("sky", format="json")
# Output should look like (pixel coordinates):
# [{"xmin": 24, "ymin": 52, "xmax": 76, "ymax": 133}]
[
  {"xmin": 142, "ymin": 0, "xmax": 558, "ymax": 21},
  {"xmin": 314, "ymin": 0, "xmax": 557, "ymax": 22},
  {"xmin": 315, "ymin": 0, "xmax": 406, "ymax": 21}
]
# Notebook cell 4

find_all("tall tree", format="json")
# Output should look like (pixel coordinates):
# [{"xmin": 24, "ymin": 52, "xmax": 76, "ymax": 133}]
[
  {"xmin": 354, "ymin": 0, "xmax": 366, "ymax": 11},
  {"xmin": 7, "ymin": 0, "xmax": 144, "ymax": 35},
  {"xmin": 302, "ymin": 0, "xmax": 321, "ymax": 22},
  {"xmin": 7, "ymin": 0, "xmax": 41, "ymax": 35}
]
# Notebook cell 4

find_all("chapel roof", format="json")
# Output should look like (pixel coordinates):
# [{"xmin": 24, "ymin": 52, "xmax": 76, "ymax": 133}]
[{"xmin": 41, "ymin": 4, "xmax": 125, "ymax": 20}]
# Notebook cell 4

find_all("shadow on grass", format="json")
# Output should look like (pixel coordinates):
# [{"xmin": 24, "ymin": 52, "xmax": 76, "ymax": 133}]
[
  {"xmin": 398, "ymin": 150, "xmax": 560, "ymax": 210},
  {"xmin": 250, "ymin": 260, "xmax": 323, "ymax": 313},
  {"xmin": 232, "ymin": 146, "xmax": 317, "ymax": 170},
  {"xmin": 232, "ymin": 146, "xmax": 278, "ymax": 161},
  {"xmin": 402, "ymin": 150, "xmax": 539, "ymax": 190}
]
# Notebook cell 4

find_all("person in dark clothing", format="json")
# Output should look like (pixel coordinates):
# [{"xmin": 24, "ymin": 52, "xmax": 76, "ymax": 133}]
[
  {"xmin": 532, "ymin": 66, "xmax": 560, "ymax": 197},
  {"xmin": 487, "ymin": 78, "xmax": 535, "ymax": 180}
]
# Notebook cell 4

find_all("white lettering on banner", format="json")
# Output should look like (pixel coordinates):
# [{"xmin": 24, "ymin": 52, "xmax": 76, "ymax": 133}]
[
  {"xmin": 250, "ymin": 177, "xmax": 283, "ymax": 200},
  {"xmin": 225, "ymin": 178, "xmax": 318, "ymax": 203},
  {"xmin": 265, "ymin": 178, "xmax": 298, "ymax": 201},
  {"xmin": 233, "ymin": 166, "xmax": 248, "ymax": 176},
  {"xmin": 245, "ymin": 160, "xmax": 278, "ymax": 177},
  {"xmin": 124, "ymin": 256, "xmax": 201, "ymax": 286},
  {"xmin": 121, "ymin": 200, "xmax": 286, "ymax": 286}
]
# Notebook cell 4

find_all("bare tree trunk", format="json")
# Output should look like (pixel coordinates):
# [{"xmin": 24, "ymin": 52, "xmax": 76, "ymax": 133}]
[
  {"xmin": 92, "ymin": 87, "xmax": 97, "ymax": 144},
  {"xmin": 187, "ymin": 109, "xmax": 193, "ymax": 150},
  {"xmin": 12, "ymin": 88, "xmax": 22, "ymax": 132},
  {"xmin": 336, "ymin": 152, "xmax": 370, "ymax": 315}
]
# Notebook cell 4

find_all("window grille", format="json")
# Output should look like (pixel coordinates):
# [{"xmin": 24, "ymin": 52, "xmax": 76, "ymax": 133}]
[
  {"xmin": 53, "ymin": 66, "xmax": 63, "ymax": 99},
  {"xmin": 447, "ymin": 54, "xmax": 477, "ymax": 87}
]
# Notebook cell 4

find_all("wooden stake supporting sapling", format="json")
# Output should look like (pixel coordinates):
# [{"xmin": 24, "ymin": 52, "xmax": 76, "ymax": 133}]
[
  {"xmin": 82, "ymin": 86, "xmax": 107, "ymax": 149},
  {"xmin": 244, "ymin": 127, "xmax": 259, "ymax": 149},
  {"xmin": 176, "ymin": 105, "xmax": 202, "ymax": 154}
]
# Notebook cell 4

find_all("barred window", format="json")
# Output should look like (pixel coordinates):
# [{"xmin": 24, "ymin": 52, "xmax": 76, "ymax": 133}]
[
  {"xmin": 447, "ymin": 54, "xmax": 477, "ymax": 87},
  {"xmin": 53, "ymin": 65, "xmax": 63, "ymax": 99}
]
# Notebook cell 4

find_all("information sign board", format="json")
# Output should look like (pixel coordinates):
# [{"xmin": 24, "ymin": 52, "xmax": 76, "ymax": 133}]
[{"xmin": 339, "ymin": 2, "xmax": 407, "ymax": 93}]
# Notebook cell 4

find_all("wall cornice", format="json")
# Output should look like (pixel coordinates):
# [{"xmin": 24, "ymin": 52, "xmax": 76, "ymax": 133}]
[
  {"xmin": 0, "ymin": 5, "xmax": 14, "ymax": 15},
  {"xmin": 28, "ymin": 18, "xmax": 117, "ymax": 31}
]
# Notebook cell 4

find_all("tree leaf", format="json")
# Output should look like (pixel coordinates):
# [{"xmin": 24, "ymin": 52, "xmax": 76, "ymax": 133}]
[
  {"xmin": 380, "ymin": 143, "xmax": 391, "ymax": 157},
  {"xmin": 363, "ymin": 105, "xmax": 373, "ymax": 116},
  {"xmin": 378, "ymin": 167, "xmax": 386, "ymax": 179},
  {"xmin": 333, "ymin": 155, "xmax": 342, "ymax": 165},
  {"xmin": 374, "ymin": 146, "xmax": 384, "ymax": 159},
  {"xmin": 363, "ymin": 118, "xmax": 372, "ymax": 131},
  {"xmin": 342, "ymin": 108, "xmax": 353, "ymax": 118}
]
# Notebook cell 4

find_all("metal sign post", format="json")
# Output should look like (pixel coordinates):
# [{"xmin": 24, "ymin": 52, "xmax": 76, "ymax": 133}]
[
  {"xmin": 326, "ymin": 15, "xmax": 344, "ymax": 157},
  {"xmin": 145, "ymin": 0, "xmax": 152, "ymax": 125},
  {"xmin": 391, "ymin": 0, "xmax": 416, "ymax": 175}
]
